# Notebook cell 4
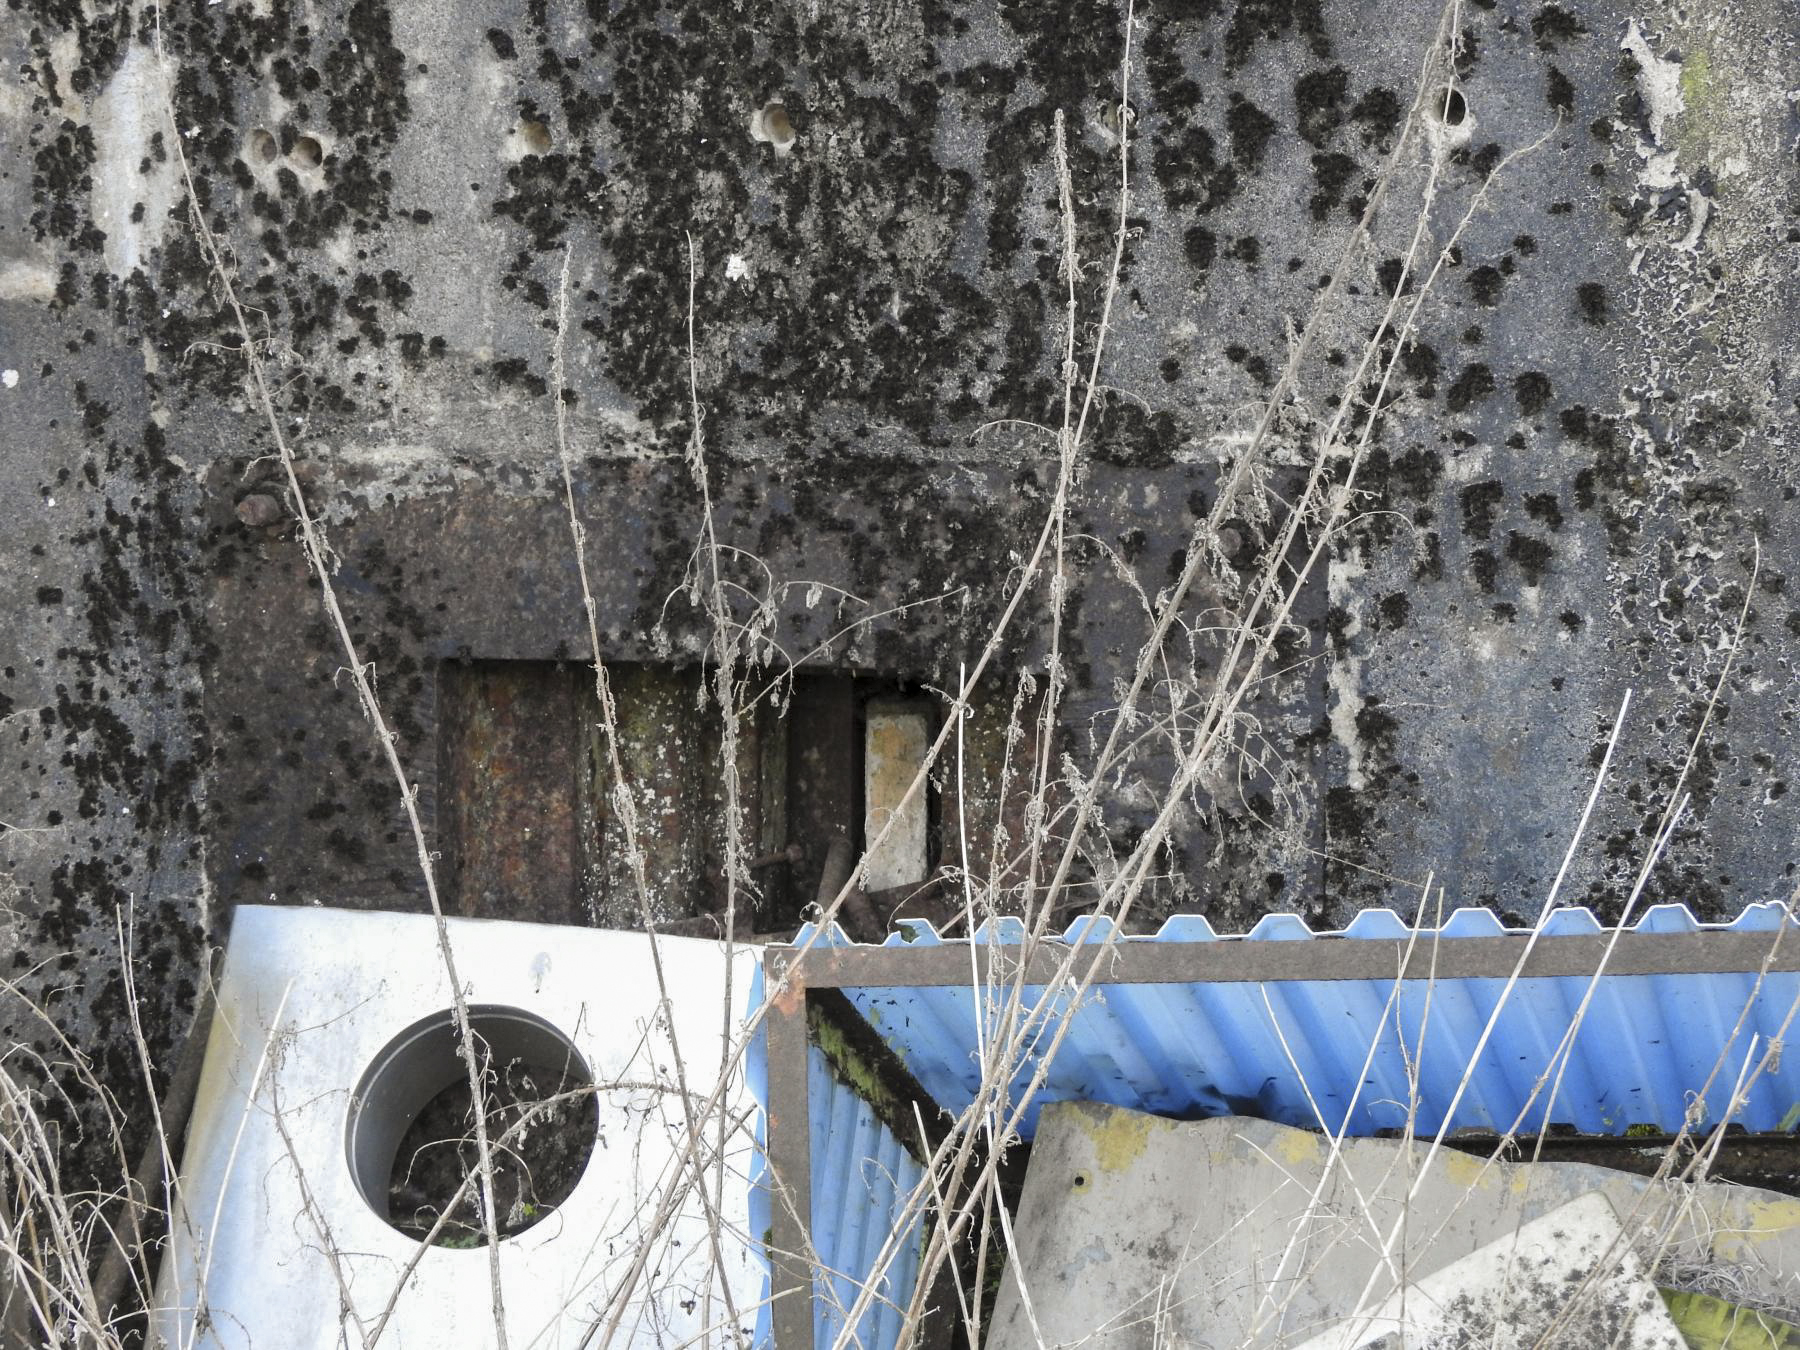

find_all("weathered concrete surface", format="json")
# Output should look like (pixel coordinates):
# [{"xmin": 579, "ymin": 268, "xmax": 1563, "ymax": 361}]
[
  {"xmin": 988, "ymin": 1103, "xmax": 1800, "ymax": 1349},
  {"xmin": 2, "ymin": 0, "xmax": 1798, "ymax": 1156}
]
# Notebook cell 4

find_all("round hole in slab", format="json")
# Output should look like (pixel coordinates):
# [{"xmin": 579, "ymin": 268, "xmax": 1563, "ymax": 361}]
[
  {"xmin": 247, "ymin": 128, "xmax": 278, "ymax": 163},
  {"xmin": 1072, "ymin": 1172, "xmax": 1089, "ymax": 1190},
  {"xmin": 518, "ymin": 120, "xmax": 552, "ymax": 154},
  {"xmin": 1428, "ymin": 85, "xmax": 1468, "ymax": 127},
  {"xmin": 291, "ymin": 134, "xmax": 324, "ymax": 168},
  {"xmin": 346, "ymin": 1005, "xmax": 598, "ymax": 1247}
]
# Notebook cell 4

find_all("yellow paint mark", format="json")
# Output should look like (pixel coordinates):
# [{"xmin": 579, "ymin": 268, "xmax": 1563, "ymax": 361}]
[
  {"xmin": 1442, "ymin": 1150, "xmax": 1491, "ymax": 1190},
  {"xmin": 1746, "ymin": 1199, "xmax": 1800, "ymax": 1241},
  {"xmin": 1070, "ymin": 1104, "xmax": 1163, "ymax": 1174},
  {"xmin": 1278, "ymin": 1130, "xmax": 1324, "ymax": 1167}
]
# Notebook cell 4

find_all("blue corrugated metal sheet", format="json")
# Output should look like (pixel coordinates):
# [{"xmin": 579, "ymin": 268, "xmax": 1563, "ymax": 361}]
[
  {"xmin": 751, "ymin": 902, "xmax": 1800, "ymax": 1345},
  {"xmin": 748, "ymin": 966, "xmax": 925, "ymax": 1350},
  {"xmin": 820, "ymin": 902, "xmax": 1800, "ymax": 1139}
]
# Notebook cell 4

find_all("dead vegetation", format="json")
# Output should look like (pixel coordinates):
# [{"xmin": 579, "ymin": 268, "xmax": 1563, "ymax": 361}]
[{"xmin": 1, "ymin": 1, "xmax": 1796, "ymax": 1348}]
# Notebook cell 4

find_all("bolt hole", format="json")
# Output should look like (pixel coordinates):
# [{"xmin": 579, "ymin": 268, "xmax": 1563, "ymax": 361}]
[
  {"xmin": 1099, "ymin": 99, "xmax": 1135, "ymax": 138},
  {"xmin": 247, "ymin": 129, "xmax": 278, "ymax": 164},
  {"xmin": 1217, "ymin": 518, "xmax": 1262, "ymax": 570},
  {"xmin": 752, "ymin": 101, "xmax": 796, "ymax": 153},
  {"xmin": 518, "ymin": 120, "xmax": 552, "ymax": 155},
  {"xmin": 292, "ymin": 134, "xmax": 323, "ymax": 168},
  {"xmin": 1073, "ymin": 1172, "xmax": 1089, "ymax": 1189},
  {"xmin": 1429, "ymin": 85, "xmax": 1468, "ymax": 127}
]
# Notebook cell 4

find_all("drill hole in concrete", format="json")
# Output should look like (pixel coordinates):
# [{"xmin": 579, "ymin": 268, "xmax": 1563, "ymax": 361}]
[
  {"xmin": 750, "ymin": 101, "xmax": 796, "ymax": 154},
  {"xmin": 1428, "ymin": 85, "xmax": 1468, "ymax": 127},
  {"xmin": 247, "ymin": 129, "xmax": 278, "ymax": 164},
  {"xmin": 518, "ymin": 120, "xmax": 552, "ymax": 155},
  {"xmin": 346, "ymin": 1006, "xmax": 599, "ymax": 1247},
  {"xmin": 291, "ymin": 134, "xmax": 324, "ymax": 168}
]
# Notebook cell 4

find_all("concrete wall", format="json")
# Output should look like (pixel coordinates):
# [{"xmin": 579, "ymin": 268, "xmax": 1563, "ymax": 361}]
[{"xmin": 3, "ymin": 0, "xmax": 1797, "ymax": 1111}]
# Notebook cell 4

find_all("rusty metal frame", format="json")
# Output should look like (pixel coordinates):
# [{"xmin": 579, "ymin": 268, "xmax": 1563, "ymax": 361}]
[{"xmin": 758, "ymin": 926, "xmax": 1800, "ymax": 1348}]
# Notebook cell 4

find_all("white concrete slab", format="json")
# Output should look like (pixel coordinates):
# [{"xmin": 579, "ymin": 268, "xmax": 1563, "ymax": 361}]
[
  {"xmin": 988, "ymin": 1102, "xmax": 1800, "ymax": 1349},
  {"xmin": 152, "ymin": 905, "xmax": 761, "ymax": 1350}
]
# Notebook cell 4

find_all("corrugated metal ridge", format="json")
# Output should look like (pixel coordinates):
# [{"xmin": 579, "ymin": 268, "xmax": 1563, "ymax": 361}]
[
  {"xmin": 794, "ymin": 899, "xmax": 1799, "ymax": 949},
  {"xmin": 804, "ymin": 899, "xmax": 1800, "ymax": 1141}
]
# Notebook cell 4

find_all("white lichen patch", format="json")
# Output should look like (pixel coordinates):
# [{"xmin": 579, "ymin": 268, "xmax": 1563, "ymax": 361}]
[
  {"xmin": 89, "ymin": 44, "xmax": 181, "ymax": 277},
  {"xmin": 1622, "ymin": 20, "xmax": 1686, "ymax": 147}
]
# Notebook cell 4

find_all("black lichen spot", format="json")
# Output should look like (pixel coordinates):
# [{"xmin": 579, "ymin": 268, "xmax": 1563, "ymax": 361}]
[
  {"xmin": 326, "ymin": 827, "xmax": 368, "ymax": 864},
  {"xmin": 1294, "ymin": 66, "xmax": 1348, "ymax": 147},
  {"xmin": 1378, "ymin": 591, "xmax": 1410, "ymax": 629},
  {"xmin": 1506, "ymin": 531, "xmax": 1555, "ymax": 585},
  {"xmin": 1444, "ymin": 363, "xmax": 1495, "ymax": 413},
  {"xmin": 1222, "ymin": 0, "xmax": 1332, "ymax": 72},
  {"xmin": 1348, "ymin": 87, "xmax": 1402, "ymax": 146},
  {"xmin": 488, "ymin": 356, "xmax": 549, "ymax": 398},
  {"xmin": 1573, "ymin": 468, "xmax": 1598, "ymax": 510},
  {"xmin": 1465, "ymin": 265, "xmax": 1504, "ymax": 306},
  {"xmin": 1376, "ymin": 257, "xmax": 1410, "ymax": 296},
  {"xmin": 1466, "ymin": 142, "xmax": 1504, "ymax": 177},
  {"xmin": 486, "ymin": 28, "xmax": 517, "ymax": 59},
  {"xmin": 1524, "ymin": 491, "xmax": 1563, "ymax": 529},
  {"xmin": 1355, "ymin": 698, "xmax": 1400, "ymax": 756},
  {"xmin": 1401, "ymin": 341, "xmax": 1439, "ymax": 395},
  {"xmin": 1152, "ymin": 122, "xmax": 1239, "ymax": 214},
  {"xmin": 1183, "ymin": 225, "xmax": 1218, "ymax": 272},
  {"xmin": 1325, "ymin": 605, "xmax": 1354, "ymax": 656},
  {"xmin": 1391, "ymin": 446, "xmax": 1443, "ymax": 497},
  {"xmin": 1226, "ymin": 94, "xmax": 1277, "ymax": 170},
  {"xmin": 1308, "ymin": 152, "xmax": 1358, "ymax": 220},
  {"xmin": 1576, "ymin": 281, "xmax": 1608, "ymax": 324},
  {"xmin": 1560, "ymin": 609, "xmax": 1583, "ymax": 631},
  {"xmin": 1546, "ymin": 66, "xmax": 1575, "ymax": 114},
  {"xmin": 1530, "ymin": 4, "xmax": 1587, "ymax": 49},
  {"xmin": 1459, "ymin": 480, "xmax": 1505, "ymax": 539},
  {"xmin": 1469, "ymin": 548, "xmax": 1499, "ymax": 592},
  {"xmin": 1513, "ymin": 371, "xmax": 1553, "ymax": 416},
  {"xmin": 36, "ymin": 587, "xmax": 65, "ymax": 605}
]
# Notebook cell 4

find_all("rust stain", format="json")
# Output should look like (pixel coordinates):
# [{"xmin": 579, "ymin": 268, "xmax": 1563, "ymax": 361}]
[{"xmin": 773, "ymin": 975, "xmax": 807, "ymax": 1015}]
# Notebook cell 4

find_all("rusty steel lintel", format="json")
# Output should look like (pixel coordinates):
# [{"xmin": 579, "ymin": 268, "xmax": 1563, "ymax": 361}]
[
  {"xmin": 763, "ymin": 952, "xmax": 815, "ymax": 1350},
  {"xmin": 768, "ymin": 928, "xmax": 1800, "ymax": 991}
]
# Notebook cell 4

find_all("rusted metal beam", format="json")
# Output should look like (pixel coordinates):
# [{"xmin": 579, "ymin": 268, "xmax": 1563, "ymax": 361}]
[
  {"xmin": 438, "ymin": 662, "xmax": 584, "ymax": 923},
  {"xmin": 763, "ymin": 949, "xmax": 815, "ymax": 1350},
  {"xmin": 768, "ymin": 928, "xmax": 1800, "ymax": 989}
]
